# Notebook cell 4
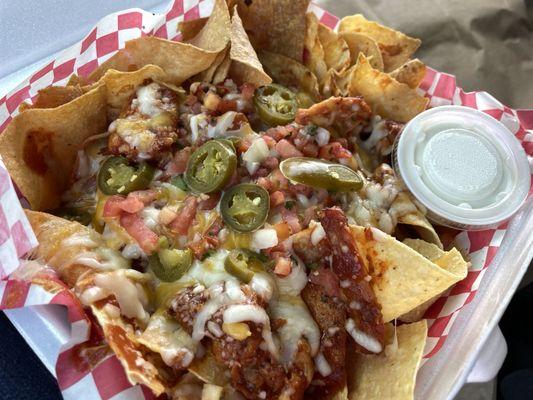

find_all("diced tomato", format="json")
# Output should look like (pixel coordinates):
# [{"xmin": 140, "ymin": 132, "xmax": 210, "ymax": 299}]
[
  {"xmin": 270, "ymin": 168, "xmax": 289, "ymax": 190},
  {"xmin": 273, "ymin": 222, "xmax": 291, "ymax": 242},
  {"xmin": 166, "ymin": 147, "xmax": 192, "ymax": 175},
  {"xmin": 262, "ymin": 156, "xmax": 279, "ymax": 170},
  {"xmin": 237, "ymin": 138, "xmax": 251, "ymax": 153},
  {"xmin": 270, "ymin": 190, "xmax": 285, "ymax": 208},
  {"xmin": 198, "ymin": 193, "xmax": 221, "ymax": 211},
  {"xmin": 169, "ymin": 196, "xmax": 198, "ymax": 235},
  {"xmin": 264, "ymin": 125, "xmax": 293, "ymax": 141},
  {"xmin": 128, "ymin": 189, "xmax": 158, "ymax": 205},
  {"xmin": 335, "ymin": 138, "xmax": 349, "ymax": 148},
  {"xmin": 241, "ymin": 83, "xmax": 256, "ymax": 100},
  {"xmin": 119, "ymin": 213, "xmax": 159, "ymax": 254},
  {"xmin": 319, "ymin": 142, "xmax": 352, "ymax": 160},
  {"xmin": 289, "ymin": 183, "xmax": 313, "ymax": 197},
  {"xmin": 308, "ymin": 267, "xmax": 342, "ymax": 298},
  {"xmin": 261, "ymin": 135, "xmax": 277, "ymax": 149},
  {"xmin": 274, "ymin": 257, "xmax": 292, "ymax": 276},
  {"xmin": 103, "ymin": 195, "xmax": 144, "ymax": 217},
  {"xmin": 275, "ymin": 139, "xmax": 303, "ymax": 159},
  {"xmin": 217, "ymin": 99, "xmax": 238, "ymax": 113},
  {"xmin": 281, "ymin": 208, "xmax": 302, "ymax": 234},
  {"xmin": 256, "ymin": 176, "xmax": 274, "ymax": 192},
  {"xmin": 302, "ymin": 142, "xmax": 319, "ymax": 157}
]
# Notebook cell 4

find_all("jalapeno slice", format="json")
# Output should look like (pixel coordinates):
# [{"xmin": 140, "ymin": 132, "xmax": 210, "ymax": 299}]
[
  {"xmin": 224, "ymin": 249, "xmax": 265, "ymax": 282},
  {"xmin": 224, "ymin": 249, "xmax": 254, "ymax": 282},
  {"xmin": 221, "ymin": 183, "xmax": 270, "ymax": 232},
  {"xmin": 253, "ymin": 84, "xmax": 298, "ymax": 126},
  {"xmin": 149, "ymin": 248, "xmax": 193, "ymax": 282},
  {"xmin": 279, "ymin": 157, "xmax": 364, "ymax": 192},
  {"xmin": 98, "ymin": 156, "xmax": 155, "ymax": 195},
  {"xmin": 184, "ymin": 140, "xmax": 237, "ymax": 193},
  {"xmin": 54, "ymin": 207, "xmax": 92, "ymax": 225}
]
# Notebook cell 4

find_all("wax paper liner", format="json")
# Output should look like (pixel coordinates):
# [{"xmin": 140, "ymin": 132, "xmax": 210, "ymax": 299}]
[{"xmin": 0, "ymin": 0, "xmax": 532, "ymax": 398}]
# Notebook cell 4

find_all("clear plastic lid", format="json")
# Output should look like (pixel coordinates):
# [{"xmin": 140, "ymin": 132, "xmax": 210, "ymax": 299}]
[{"xmin": 393, "ymin": 105, "xmax": 530, "ymax": 229}]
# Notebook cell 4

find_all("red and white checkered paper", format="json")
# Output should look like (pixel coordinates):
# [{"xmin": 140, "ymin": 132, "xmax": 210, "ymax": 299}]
[{"xmin": 0, "ymin": 0, "xmax": 531, "ymax": 398}]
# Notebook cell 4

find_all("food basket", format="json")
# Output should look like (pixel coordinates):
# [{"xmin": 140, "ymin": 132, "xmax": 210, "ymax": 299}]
[{"xmin": 0, "ymin": 1, "xmax": 531, "ymax": 399}]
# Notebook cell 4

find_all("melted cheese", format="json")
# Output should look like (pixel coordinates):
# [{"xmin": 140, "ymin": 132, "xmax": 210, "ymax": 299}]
[
  {"xmin": 275, "ymin": 260, "xmax": 307, "ymax": 296},
  {"xmin": 62, "ymin": 231, "xmax": 130, "ymax": 270},
  {"xmin": 223, "ymin": 304, "xmax": 279, "ymax": 359},
  {"xmin": 249, "ymin": 272, "xmax": 275, "ymax": 302},
  {"xmin": 114, "ymin": 118, "xmax": 157, "ymax": 159},
  {"xmin": 362, "ymin": 116, "xmax": 389, "ymax": 151},
  {"xmin": 345, "ymin": 318, "xmax": 382, "ymax": 353},
  {"xmin": 139, "ymin": 312, "xmax": 196, "ymax": 368},
  {"xmin": 269, "ymin": 295, "xmax": 320, "ymax": 366},
  {"xmin": 93, "ymin": 270, "xmax": 150, "ymax": 324},
  {"xmin": 136, "ymin": 82, "xmax": 163, "ymax": 117},
  {"xmin": 192, "ymin": 282, "xmax": 243, "ymax": 342},
  {"xmin": 179, "ymin": 250, "xmax": 279, "ymax": 359},
  {"xmin": 186, "ymin": 250, "xmax": 236, "ymax": 288},
  {"xmin": 314, "ymin": 352, "xmax": 332, "ymax": 377}
]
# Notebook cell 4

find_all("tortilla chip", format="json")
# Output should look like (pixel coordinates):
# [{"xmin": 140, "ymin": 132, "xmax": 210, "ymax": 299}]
[
  {"xmin": 171, "ymin": 373, "xmax": 205, "ymax": 400},
  {"xmin": 178, "ymin": 17, "xmax": 209, "ymax": 41},
  {"xmin": 339, "ymin": 14, "xmax": 421, "ymax": 72},
  {"xmin": 66, "ymin": 74, "xmax": 90, "ymax": 87},
  {"xmin": 93, "ymin": 36, "xmax": 223, "ymax": 84},
  {"xmin": 403, "ymin": 239, "xmax": 444, "ymax": 262},
  {"xmin": 340, "ymin": 31, "xmax": 384, "ymax": 71},
  {"xmin": 28, "ymin": 85, "xmax": 89, "ymax": 109},
  {"xmin": 90, "ymin": 299, "xmax": 167, "ymax": 395},
  {"xmin": 232, "ymin": 0, "xmax": 310, "ymax": 61},
  {"xmin": 89, "ymin": 1, "xmax": 233, "ymax": 84},
  {"xmin": 328, "ymin": 66, "xmax": 355, "ymax": 97},
  {"xmin": 304, "ymin": 13, "xmax": 328, "ymax": 82},
  {"xmin": 258, "ymin": 50, "xmax": 320, "ymax": 99},
  {"xmin": 392, "ymin": 192, "xmax": 442, "ymax": 248},
  {"xmin": 212, "ymin": 50, "xmax": 232, "ymax": 84},
  {"xmin": 389, "ymin": 58, "xmax": 426, "ymax": 89},
  {"xmin": 96, "ymin": 64, "xmax": 170, "ymax": 119},
  {"xmin": 188, "ymin": 0, "xmax": 230, "ymax": 52},
  {"xmin": 228, "ymin": 9, "xmax": 271, "ymax": 86},
  {"xmin": 348, "ymin": 54, "xmax": 428, "ymax": 122},
  {"xmin": 27, "ymin": 211, "xmax": 171, "ymax": 394},
  {"xmin": 317, "ymin": 23, "xmax": 350, "ymax": 73},
  {"xmin": 195, "ymin": 46, "xmax": 229, "ymax": 83},
  {"xmin": 347, "ymin": 320, "xmax": 427, "ymax": 400},
  {"xmin": 350, "ymin": 225, "xmax": 467, "ymax": 322},
  {"xmin": 138, "ymin": 310, "xmax": 197, "ymax": 369},
  {"xmin": 399, "ymin": 239, "xmax": 446, "ymax": 322},
  {"xmin": 25, "ymin": 211, "xmax": 106, "ymax": 286},
  {"xmin": 0, "ymin": 85, "xmax": 107, "ymax": 210},
  {"xmin": 188, "ymin": 350, "xmax": 229, "ymax": 387}
]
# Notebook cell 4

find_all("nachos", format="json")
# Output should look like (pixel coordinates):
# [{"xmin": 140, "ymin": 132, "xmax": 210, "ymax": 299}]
[{"xmin": 0, "ymin": 1, "xmax": 468, "ymax": 399}]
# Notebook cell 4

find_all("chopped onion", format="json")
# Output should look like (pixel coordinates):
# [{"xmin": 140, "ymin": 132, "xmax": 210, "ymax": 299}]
[
  {"xmin": 251, "ymin": 228, "xmax": 278, "ymax": 250},
  {"xmin": 315, "ymin": 127, "xmax": 331, "ymax": 147},
  {"xmin": 243, "ymin": 137, "xmax": 269, "ymax": 175},
  {"xmin": 310, "ymin": 222, "xmax": 326, "ymax": 245}
]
